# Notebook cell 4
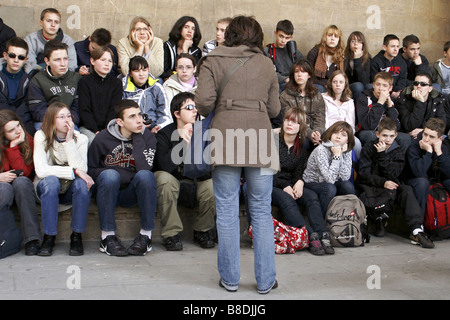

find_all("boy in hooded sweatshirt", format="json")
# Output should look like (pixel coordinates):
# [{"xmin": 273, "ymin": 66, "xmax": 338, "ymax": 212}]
[
  {"xmin": 88, "ymin": 99, "xmax": 157, "ymax": 257},
  {"xmin": 370, "ymin": 34, "xmax": 407, "ymax": 100},
  {"xmin": 24, "ymin": 8, "xmax": 77, "ymax": 73}
]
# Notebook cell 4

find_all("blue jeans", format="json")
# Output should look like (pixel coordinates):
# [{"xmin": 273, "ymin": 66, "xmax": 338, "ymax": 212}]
[
  {"xmin": 212, "ymin": 166, "xmax": 276, "ymax": 292},
  {"xmin": 271, "ymin": 186, "xmax": 327, "ymax": 235},
  {"xmin": 349, "ymin": 82, "xmax": 372, "ymax": 101},
  {"xmin": 314, "ymin": 84, "xmax": 326, "ymax": 93},
  {"xmin": 305, "ymin": 180, "xmax": 355, "ymax": 217},
  {"xmin": 93, "ymin": 169, "xmax": 157, "ymax": 231},
  {"xmin": 36, "ymin": 176, "xmax": 91, "ymax": 235}
]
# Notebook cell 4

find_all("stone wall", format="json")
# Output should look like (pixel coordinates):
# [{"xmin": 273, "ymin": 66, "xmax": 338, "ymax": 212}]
[{"xmin": 1, "ymin": 0, "xmax": 449, "ymax": 64}]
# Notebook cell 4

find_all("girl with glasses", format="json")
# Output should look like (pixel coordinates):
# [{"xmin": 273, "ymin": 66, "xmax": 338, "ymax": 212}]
[
  {"xmin": 118, "ymin": 16, "xmax": 164, "ymax": 78},
  {"xmin": 163, "ymin": 53, "xmax": 198, "ymax": 108},
  {"xmin": 33, "ymin": 102, "xmax": 93, "ymax": 256}
]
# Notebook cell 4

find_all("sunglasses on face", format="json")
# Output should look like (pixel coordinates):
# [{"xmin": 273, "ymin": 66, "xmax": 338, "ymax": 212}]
[
  {"xmin": 413, "ymin": 81, "xmax": 431, "ymax": 87},
  {"xmin": 180, "ymin": 104, "xmax": 196, "ymax": 111},
  {"xmin": 7, "ymin": 53, "xmax": 27, "ymax": 61}
]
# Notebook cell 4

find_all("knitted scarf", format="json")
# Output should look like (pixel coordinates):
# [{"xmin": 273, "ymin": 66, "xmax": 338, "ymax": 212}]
[{"xmin": 314, "ymin": 46, "xmax": 344, "ymax": 78}]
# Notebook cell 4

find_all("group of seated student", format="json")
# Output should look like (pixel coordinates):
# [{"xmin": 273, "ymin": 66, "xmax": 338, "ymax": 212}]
[{"xmin": 1, "ymin": 8, "xmax": 450, "ymax": 257}]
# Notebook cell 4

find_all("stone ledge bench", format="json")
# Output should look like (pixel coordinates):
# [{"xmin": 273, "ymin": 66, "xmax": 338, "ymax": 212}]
[{"xmin": 14, "ymin": 202, "xmax": 410, "ymax": 242}]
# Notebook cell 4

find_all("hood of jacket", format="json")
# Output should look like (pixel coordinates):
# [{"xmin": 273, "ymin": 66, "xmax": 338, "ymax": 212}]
[
  {"xmin": 106, "ymin": 118, "xmax": 130, "ymax": 142},
  {"xmin": 164, "ymin": 73, "xmax": 198, "ymax": 91},
  {"xmin": 122, "ymin": 73, "xmax": 159, "ymax": 93}
]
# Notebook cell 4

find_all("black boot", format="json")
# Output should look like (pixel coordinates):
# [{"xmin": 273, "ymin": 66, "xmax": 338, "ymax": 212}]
[
  {"xmin": 69, "ymin": 232, "xmax": 84, "ymax": 256},
  {"xmin": 193, "ymin": 230, "xmax": 215, "ymax": 249},
  {"xmin": 37, "ymin": 235, "xmax": 56, "ymax": 256},
  {"xmin": 374, "ymin": 217, "xmax": 387, "ymax": 237},
  {"xmin": 25, "ymin": 240, "xmax": 40, "ymax": 256}
]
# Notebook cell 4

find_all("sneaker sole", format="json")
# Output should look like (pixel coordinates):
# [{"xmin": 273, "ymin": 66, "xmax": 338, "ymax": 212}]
[
  {"xmin": 99, "ymin": 246, "xmax": 128, "ymax": 256},
  {"xmin": 410, "ymin": 239, "xmax": 435, "ymax": 249},
  {"xmin": 128, "ymin": 245, "xmax": 153, "ymax": 256}
]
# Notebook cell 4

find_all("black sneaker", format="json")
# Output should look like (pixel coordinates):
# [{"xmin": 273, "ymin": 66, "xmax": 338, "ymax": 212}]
[
  {"xmin": 321, "ymin": 232, "xmax": 335, "ymax": 255},
  {"xmin": 128, "ymin": 234, "xmax": 152, "ymax": 256},
  {"xmin": 308, "ymin": 232, "xmax": 325, "ymax": 256},
  {"xmin": 410, "ymin": 232, "xmax": 435, "ymax": 249},
  {"xmin": 163, "ymin": 234, "xmax": 183, "ymax": 251},
  {"xmin": 25, "ymin": 240, "xmax": 40, "ymax": 256},
  {"xmin": 37, "ymin": 235, "xmax": 56, "ymax": 256},
  {"xmin": 69, "ymin": 232, "xmax": 84, "ymax": 256},
  {"xmin": 193, "ymin": 230, "xmax": 215, "ymax": 249},
  {"xmin": 99, "ymin": 235, "xmax": 128, "ymax": 256}
]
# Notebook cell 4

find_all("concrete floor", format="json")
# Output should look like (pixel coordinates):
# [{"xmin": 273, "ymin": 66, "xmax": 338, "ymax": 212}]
[{"xmin": 1, "ymin": 232, "xmax": 449, "ymax": 303}]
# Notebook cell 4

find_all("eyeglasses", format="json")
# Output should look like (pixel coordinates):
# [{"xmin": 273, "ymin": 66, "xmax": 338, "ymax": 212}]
[
  {"xmin": 176, "ymin": 65, "xmax": 194, "ymax": 71},
  {"xmin": 413, "ymin": 81, "xmax": 431, "ymax": 87},
  {"xmin": 56, "ymin": 114, "xmax": 72, "ymax": 120},
  {"xmin": 7, "ymin": 53, "xmax": 27, "ymax": 61},
  {"xmin": 180, "ymin": 104, "xmax": 196, "ymax": 111}
]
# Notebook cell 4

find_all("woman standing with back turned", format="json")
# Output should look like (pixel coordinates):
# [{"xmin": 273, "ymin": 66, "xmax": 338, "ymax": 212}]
[{"xmin": 195, "ymin": 16, "xmax": 280, "ymax": 294}]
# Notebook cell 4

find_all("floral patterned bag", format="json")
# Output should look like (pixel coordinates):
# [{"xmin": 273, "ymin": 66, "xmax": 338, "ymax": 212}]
[{"xmin": 249, "ymin": 217, "xmax": 309, "ymax": 254}]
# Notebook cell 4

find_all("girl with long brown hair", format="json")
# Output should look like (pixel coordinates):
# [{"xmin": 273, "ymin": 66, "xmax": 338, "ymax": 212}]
[
  {"xmin": 323, "ymin": 70, "xmax": 362, "ymax": 158},
  {"xmin": 0, "ymin": 109, "xmax": 41, "ymax": 255},
  {"xmin": 344, "ymin": 31, "xmax": 372, "ymax": 99},
  {"xmin": 272, "ymin": 107, "xmax": 331, "ymax": 255},
  {"xmin": 307, "ymin": 25, "xmax": 346, "ymax": 92},
  {"xmin": 279, "ymin": 58, "xmax": 326, "ymax": 146},
  {"xmin": 33, "ymin": 102, "xmax": 93, "ymax": 256}
]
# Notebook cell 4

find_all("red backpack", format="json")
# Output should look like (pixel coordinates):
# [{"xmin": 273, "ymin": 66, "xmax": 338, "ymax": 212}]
[{"xmin": 425, "ymin": 183, "xmax": 450, "ymax": 240}]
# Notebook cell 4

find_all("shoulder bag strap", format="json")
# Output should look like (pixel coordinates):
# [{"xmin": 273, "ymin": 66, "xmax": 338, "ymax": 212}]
[{"xmin": 216, "ymin": 55, "xmax": 252, "ymax": 100}]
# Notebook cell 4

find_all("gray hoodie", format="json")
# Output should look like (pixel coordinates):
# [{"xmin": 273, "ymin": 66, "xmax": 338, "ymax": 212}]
[
  {"xmin": 87, "ymin": 119, "xmax": 157, "ymax": 186},
  {"xmin": 24, "ymin": 29, "xmax": 77, "ymax": 73}
]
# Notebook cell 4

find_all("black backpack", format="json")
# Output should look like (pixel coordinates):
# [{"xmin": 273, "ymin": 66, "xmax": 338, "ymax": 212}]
[
  {"xmin": 359, "ymin": 185, "xmax": 396, "ymax": 221},
  {"xmin": 0, "ymin": 208, "xmax": 22, "ymax": 259}
]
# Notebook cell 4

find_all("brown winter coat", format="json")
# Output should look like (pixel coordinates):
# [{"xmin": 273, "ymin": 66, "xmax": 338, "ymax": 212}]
[
  {"xmin": 279, "ymin": 87, "xmax": 326, "ymax": 138},
  {"xmin": 195, "ymin": 45, "xmax": 281, "ymax": 171}
]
